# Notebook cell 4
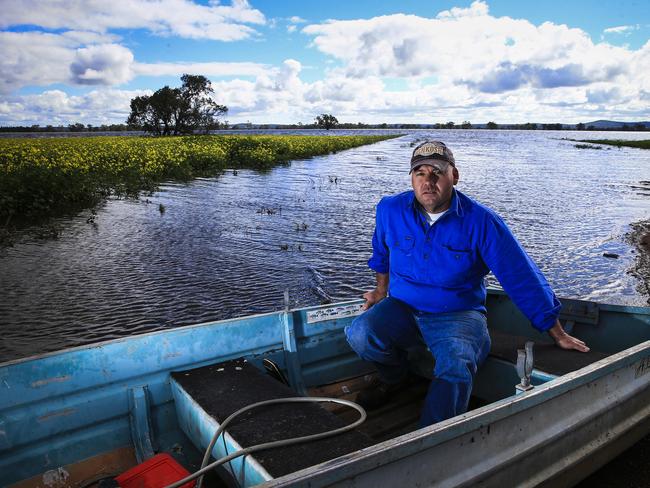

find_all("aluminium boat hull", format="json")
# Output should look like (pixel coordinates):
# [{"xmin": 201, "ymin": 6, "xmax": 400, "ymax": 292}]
[{"xmin": 1, "ymin": 290, "xmax": 649, "ymax": 487}]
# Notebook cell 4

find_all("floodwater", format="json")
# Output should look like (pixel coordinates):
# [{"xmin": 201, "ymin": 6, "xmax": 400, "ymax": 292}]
[{"xmin": 1, "ymin": 129, "xmax": 649, "ymax": 362}]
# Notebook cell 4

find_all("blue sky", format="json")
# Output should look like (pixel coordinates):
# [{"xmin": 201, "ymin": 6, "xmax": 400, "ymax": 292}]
[{"xmin": 1, "ymin": 0, "xmax": 648, "ymax": 125}]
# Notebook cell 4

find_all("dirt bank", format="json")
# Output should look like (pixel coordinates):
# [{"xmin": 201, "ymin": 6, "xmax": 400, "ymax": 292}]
[{"xmin": 625, "ymin": 219, "xmax": 650, "ymax": 304}]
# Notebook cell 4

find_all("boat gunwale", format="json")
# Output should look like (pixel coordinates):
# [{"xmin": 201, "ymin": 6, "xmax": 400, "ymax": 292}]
[
  {"xmin": 0, "ymin": 299, "xmax": 364, "ymax": 369},
  {"xmin": 258, "ymin": 339, "xmax": 650, "ymax": 487},
  {"xmin": 2, "ymin": 291, "xmax": 648, "ymax": 369}
]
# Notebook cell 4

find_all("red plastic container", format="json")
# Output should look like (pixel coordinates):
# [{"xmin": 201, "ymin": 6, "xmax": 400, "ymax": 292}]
[{"xmin": 115, "ymin": 453, "xmax": 196, "ymax": 488}]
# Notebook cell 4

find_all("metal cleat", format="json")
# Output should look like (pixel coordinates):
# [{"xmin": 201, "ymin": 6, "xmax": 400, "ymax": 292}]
[{"xmin": 515, "ymin": 341, "xmax": 535, "ymax": 394}]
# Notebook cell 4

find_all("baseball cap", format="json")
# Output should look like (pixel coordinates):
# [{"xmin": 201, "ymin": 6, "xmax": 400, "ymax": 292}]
[{"xmin": 410, "ymin": 141, "xmax": 455, "ymax": 173}]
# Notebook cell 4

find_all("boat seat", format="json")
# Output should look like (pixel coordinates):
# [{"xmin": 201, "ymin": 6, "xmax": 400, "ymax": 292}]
[
  {"xmin": 170, "ymin": 358, "xmax": 373, "ymax": 479},
  {"xmin": 488, "ymin": 329, "xmax": 610, "ymax": 376}
]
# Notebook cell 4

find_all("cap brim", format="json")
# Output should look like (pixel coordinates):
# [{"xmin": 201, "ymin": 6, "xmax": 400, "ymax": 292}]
[{"xmin": 409, "ymin": 158, "xmax": 454, "ymax": 173}]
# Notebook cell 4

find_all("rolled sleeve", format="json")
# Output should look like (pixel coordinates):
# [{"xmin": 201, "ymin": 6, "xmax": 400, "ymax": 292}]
[
  {"xmin": 368, "ymin": 200, "xmax": 389, "ymax": 274},
  {"xmin": 479, "ymin": 212, "xmax": 561, "ymax": 332}
]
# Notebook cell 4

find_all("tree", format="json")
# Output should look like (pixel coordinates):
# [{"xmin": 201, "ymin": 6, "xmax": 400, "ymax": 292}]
[
  {"xmin": 127, "ymin": 74, "xmax": 228, "ymax": 136},
  {"xmin": 486, "ymin": 121, "xmax": 498, "ymax": 129},
  {"xmin": 445, "ymin": 121, "xmax": 455, "ymax": 129},
  {"xmin": 315, "ymin": 114, "xmax": 339, "ymax": 130},
  {"xmin": 68, "ymin": 122, "xmax": 85, "ymax": 132},
  {"xmin": 460, "ymin": 120, "xmax": 472, "ymax": 129}
]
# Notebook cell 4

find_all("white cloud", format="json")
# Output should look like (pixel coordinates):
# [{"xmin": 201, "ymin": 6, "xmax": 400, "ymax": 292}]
[
  {"xmin": 0, "ymin": 0, "xmax": 265, "ymax": 41},
  {"xmin": 0, "ymin": 32, "xmax": 138, "ymax": 92},
  {"xmin": 294, "ymin": 0, "xmax": 647, "ymax": 122},
  {"xmin": 603, "ymin": 25, "xmax": 639, "ymax": 35},
  {"xmin": 0, "ymin": 88, "xmax": 149, "ymax": 126},
  {"xmin": 286, "ymin": 15, "xmax": 306, "ymax": 34},
  {"xmin": 436, "ymin": 1, "xmax": 489, "ymax": 19},
  {"xmin": 302, "ymin": 1, "xmax": 631, "ymax": 93},
  {"xmin": 71, "ymin": 44, "xmax": 135, "ymax": 85},
  {"xmin": 0, "ymin": 31, "xmax": 78, "ymax": 93},
  {"xmin": 62, "ymin": 31, "xmax": 120, "ymax": 45},
  {"xmin": 0, "ymin": 30, "xmax": 270, "ymax": 93}
]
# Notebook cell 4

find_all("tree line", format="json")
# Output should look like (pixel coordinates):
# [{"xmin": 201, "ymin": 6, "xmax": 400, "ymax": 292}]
[{"xmin": 4, "ymin": 121, "xmax": 648, "ymax": 133}]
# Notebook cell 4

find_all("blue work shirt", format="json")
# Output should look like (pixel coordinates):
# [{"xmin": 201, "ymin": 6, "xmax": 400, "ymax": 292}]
[{"xmin": 368, "ymin": 189, "xmax": 561, "ymax": 332}]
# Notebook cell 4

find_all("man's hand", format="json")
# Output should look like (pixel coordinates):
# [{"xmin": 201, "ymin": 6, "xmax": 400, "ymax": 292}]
[
  {"xmin": 362, "ymin": 272, "xmax": 389, "ymax": 310},
  {"xmin": 361, "ymin": 288, "xmax": 387, "ymax": 310},
  {"xmin": 548, "ymin": 320, "xmax": 590, "ymax": 352}
]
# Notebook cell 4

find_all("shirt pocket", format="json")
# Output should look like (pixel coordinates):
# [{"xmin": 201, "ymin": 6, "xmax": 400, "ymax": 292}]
[
  {"xmin": 428, "ymin": 244, "xmax": 474, "ymax": 286},
  {"xmin": 388, "ymin": 234, "xmax": 416, "ymax": 276}
]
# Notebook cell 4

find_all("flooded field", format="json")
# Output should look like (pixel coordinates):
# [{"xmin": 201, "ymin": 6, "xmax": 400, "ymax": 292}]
[{"xmin": 1, "ymin": 129, "xmax": 649, "ymax": 361}]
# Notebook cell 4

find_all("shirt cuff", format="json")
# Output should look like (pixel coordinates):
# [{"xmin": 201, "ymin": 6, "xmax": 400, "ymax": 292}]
[{"xmin": 368, "ymin": 256, "xmax": 389, "ymax": 274}]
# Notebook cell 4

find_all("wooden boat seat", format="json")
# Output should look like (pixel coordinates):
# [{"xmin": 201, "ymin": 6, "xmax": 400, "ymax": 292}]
[
  {"xmin": 489, "ymin": 329, "xmax": 611, "ymax": 376},
  {"xmin": 171, "ymin": 358, "xmax": 374, "ymax": 478}
]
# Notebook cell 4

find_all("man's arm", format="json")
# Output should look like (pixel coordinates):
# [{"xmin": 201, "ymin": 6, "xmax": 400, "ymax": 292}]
[
  {"xmin": 548, "ymin": 319, "xmax": 590, "ymax": 352},
  {"xmin": 364, "ymin": 199, "xmax": 390, "ymax": 310},
  {"xmin": 362, "ymin": 272, "xmax": 388, "ymax": 310},
  {"xmin": 477, "ymin": 212, "xmax": 589, "ymax": 353}
]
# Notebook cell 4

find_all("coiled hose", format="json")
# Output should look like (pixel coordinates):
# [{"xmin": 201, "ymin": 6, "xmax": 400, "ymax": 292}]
[{"xmin": 164, "ymin": 396, "xmax": 366, "ymax": 488}]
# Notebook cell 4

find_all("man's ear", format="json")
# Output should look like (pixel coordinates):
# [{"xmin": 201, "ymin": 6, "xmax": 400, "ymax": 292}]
[{"xmin": 452, "ymin": 167, "xmax": 459, "ymax": 185}]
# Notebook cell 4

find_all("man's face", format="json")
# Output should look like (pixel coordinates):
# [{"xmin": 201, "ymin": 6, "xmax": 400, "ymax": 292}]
[{"xmin": 411, "ymin": 162, "xmax": 459, "ymax": 213}]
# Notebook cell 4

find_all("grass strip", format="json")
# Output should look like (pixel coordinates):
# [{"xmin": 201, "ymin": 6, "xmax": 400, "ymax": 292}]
[
  {"xmin": 0, "ymin": 134, "xmax": 399, "ymax": 224},
  {"xmin": 576, "ymin": 139, "xmax": 650, "ymax": 149}
]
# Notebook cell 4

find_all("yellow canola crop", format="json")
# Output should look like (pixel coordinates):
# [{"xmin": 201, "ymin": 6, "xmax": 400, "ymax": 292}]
[{"xmin": 0, "ymin": 134, "xmax": 398, "ymax": 222}]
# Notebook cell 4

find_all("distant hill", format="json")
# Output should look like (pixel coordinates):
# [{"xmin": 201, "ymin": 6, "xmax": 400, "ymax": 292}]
[{"xmin": 583, "ymin": 120, "xmax": 650, "ymax": 129}]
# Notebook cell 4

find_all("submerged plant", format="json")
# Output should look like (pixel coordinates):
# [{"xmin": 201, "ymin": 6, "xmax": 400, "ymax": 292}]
[{"xmin": 574, "ymin": 144, "xmax": 602, "ymax": 150}]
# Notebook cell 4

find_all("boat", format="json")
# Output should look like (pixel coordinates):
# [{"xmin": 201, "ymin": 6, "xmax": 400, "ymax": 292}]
[{"xmin": 1, "ymin": 288, "xmax": 649, "ymax": 488}]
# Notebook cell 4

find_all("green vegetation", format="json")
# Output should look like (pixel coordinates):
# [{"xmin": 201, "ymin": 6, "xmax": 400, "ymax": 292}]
[
  {"xmin": 574, "ymin": 144, "xmax": 603, "ymax": 150},
  {"xmin": 0, "ymin": 134, "xmax": 397, "ymax": 224},
  {"xmin": 577, "ymin": 139, "xmax": 650, "ymax": 150},
  {"xmin": 127, "ymin": 74, "xmax": 228, "ymax": 136},
  {"xmin": 314, "ymin": 114, "xmax": 339, "ymax": 131}
]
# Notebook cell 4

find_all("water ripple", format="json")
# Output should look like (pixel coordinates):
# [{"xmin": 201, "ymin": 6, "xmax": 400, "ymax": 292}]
[{"xmin": 1, "ymin": 129, "xmax": 649, "ymax": 362}]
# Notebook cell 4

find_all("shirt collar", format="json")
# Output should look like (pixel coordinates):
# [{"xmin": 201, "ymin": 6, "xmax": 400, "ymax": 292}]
[{"xmin": 407, "ymin": 188, "xmax": 464, "ymax": 217}]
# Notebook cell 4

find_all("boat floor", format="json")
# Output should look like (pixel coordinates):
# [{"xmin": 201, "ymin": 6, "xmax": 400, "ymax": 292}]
[
  {"xmin": 309, "ymin": 373, "xmax": 428, "ymax": 442},
  {"xmin": 172, "ymin": 359, "xmax": 375, "ymax": 479},
  {"xmin": 309, "ymin": 373, "xmax": 493, "ymax": 444},
  {"xmin": 309, "ymin": 329, "xmax": 612, "ymax": 442}
]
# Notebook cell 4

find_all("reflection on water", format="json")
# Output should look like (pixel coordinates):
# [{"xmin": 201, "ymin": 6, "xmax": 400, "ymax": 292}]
[{"xmin": 1, "ymin": 129, "xmax": 649, "ymax": 362}]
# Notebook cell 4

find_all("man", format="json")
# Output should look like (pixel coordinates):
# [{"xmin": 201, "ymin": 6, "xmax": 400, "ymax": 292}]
[{"xmin": 345, "ymin": 140, "xmax": 589, "ymax": 427}]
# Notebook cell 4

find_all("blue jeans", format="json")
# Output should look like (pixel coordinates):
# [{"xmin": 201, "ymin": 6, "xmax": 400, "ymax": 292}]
[{"xmin": 345, "ymin": 296, "xmax": 491, "ymax": 427}]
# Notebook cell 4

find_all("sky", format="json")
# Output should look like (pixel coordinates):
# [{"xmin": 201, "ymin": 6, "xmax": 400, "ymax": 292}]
[{"xmin": 1, "ymin": 0, "xmax": 649, "ymax": 126}]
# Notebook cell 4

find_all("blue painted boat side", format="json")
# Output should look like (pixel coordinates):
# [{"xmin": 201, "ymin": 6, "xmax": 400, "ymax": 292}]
[
  {"xmin": 171, "ymin": 379, "xmax": 272, "ymax": 487},
  {"xmin": 484, "ymin": 290, "xmax": 650, "ymax": 353},
  {"xmin": 1, "ymin": 290, "xmax": 649, "ymax": 487},
  {"xmin": 0, "ymin": 312, "xmax": 290, "ymax": 485}
]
